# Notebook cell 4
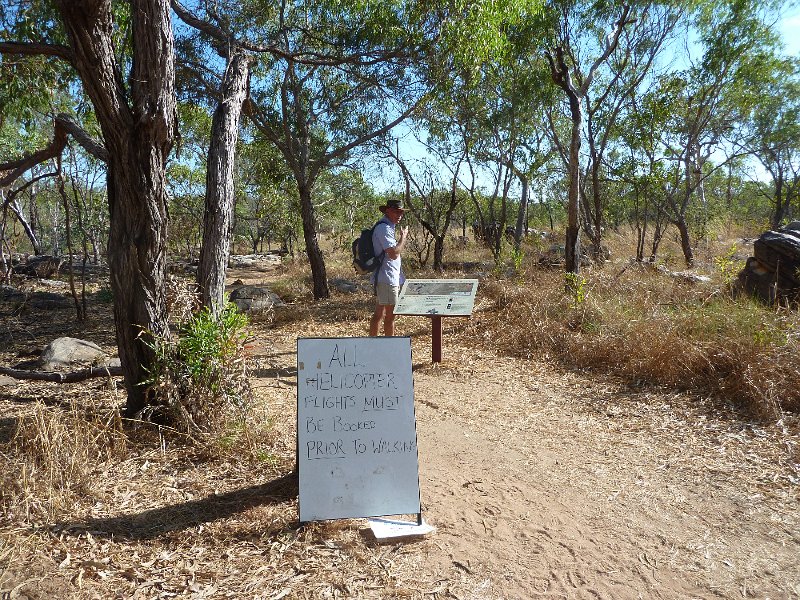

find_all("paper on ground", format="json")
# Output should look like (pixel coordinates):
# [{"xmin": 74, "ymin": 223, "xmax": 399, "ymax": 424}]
[{"xmin": 368, "ymin": 517, "xmax": 436, "ymax": 540}]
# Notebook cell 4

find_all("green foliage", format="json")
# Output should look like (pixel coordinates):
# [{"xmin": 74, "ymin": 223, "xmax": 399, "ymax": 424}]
[
  {"xmin": 142, "ymin": 302, "xmax": 252, "ymax": 433},
  {"xmin": 564, "ymin": 272, "xmax": 588, "ymax": 308},
  {"xmin": 175, "ymin": 303, "xmax": 249, "ymax": 391},
  {"xmin": 511, "ymin": 246, "xmax": 524, "ymax": 273},
  {"xmin": 713, "ymin": 243, "xmax": 745, "ymax": 288}
]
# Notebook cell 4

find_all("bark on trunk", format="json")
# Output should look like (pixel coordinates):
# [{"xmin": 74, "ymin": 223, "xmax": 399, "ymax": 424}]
[
  {"xmin": 514, "ymin": 176, "xmax": 529, "ymax": 251},
  {"xmin": 771, "ymin": 173, "xmax": 785, "ymax": 230},
  {"xmin": 565, "ymin": 93, "xmax": 582, "ymax": 274},
  {"xmin": 299, "ymin": 185, "xmax": 329, "ymax": 299},
  {"xmin": 198, "ymin": 50, "xmax": 250, "ymax": 315},
  {"xmin": 7, "ymin": 200, "xmax": 42, "ymax": 254},
  {"xmin": 57, "ymin": 0, "xmax": 176, "ymax": 416},
  {"xmin": 433, "ymin": 235, "xmax": 444, "ymax": 272},
  {"xmin": 675, "ymin": 216, "xmax": 694, "ymax": 267},
  {"xmin": 107, "ymin": 149, "xmax": 170, "ymax": 415}
]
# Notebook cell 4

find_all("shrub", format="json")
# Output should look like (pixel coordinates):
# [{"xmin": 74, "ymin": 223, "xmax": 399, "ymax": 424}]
[{"xmin": 142, "ymin": 302, "xmax": 253, "ymax": 434}]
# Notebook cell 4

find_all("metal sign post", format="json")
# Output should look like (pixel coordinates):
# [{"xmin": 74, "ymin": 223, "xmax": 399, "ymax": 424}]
[{"xmin": 393, "ymin": 279, "xmax": 479, "ymax": 363}]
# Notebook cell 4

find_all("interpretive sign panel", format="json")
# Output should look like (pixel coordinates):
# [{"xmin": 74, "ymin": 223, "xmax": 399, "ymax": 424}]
[
  {"xmin": 393, "ymin": 279, "xmax": 479, "ymax": 316},
  {"xmin": 297, "ymin": 337, "xmax": 420, "ymax": 522}
]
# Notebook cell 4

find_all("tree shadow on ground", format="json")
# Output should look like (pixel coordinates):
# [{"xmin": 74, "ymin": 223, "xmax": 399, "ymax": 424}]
[
  {"xmin": 53, "ymin": 472, "xmax": 298, "ymax": 541},
  {"xmin": 0, "ymin": 416, "xmax": 17, "ymax": 444}
]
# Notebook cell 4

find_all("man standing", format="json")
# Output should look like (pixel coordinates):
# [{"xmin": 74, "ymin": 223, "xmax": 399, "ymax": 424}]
[{"xmin": 369, "ymin": 199, "xmax": 408, "ymax": 336}]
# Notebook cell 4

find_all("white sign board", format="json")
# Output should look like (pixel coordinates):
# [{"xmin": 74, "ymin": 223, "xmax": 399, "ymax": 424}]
[
  {"xmin": 393, "ymin": 279, "xmax": 479, "ymax": 316},
  {"xmin": 297, "ymin": 337, "xmax": 420, "ymax": 522}
]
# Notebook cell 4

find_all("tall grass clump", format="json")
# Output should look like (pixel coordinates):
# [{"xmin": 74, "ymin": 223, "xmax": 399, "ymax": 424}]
[
  {"xmin": 0, "ymin": 402, "xmax": 126, "ymax": 521},
  {"xmin": 478, "ymin": 265, "xmax": 800, "ymax": 417},
  {"xmin": 143, "ymin": 301, "xmax": 253, "ymax": 436}
]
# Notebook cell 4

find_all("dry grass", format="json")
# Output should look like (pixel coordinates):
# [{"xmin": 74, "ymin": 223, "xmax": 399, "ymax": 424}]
[
  {"xmin": 472, "ymin": 257, "xmax": 800, "ymax": 417},
  {"xmin": 1, "ymin": 402, "xmax": 128, "ymax": 522}
]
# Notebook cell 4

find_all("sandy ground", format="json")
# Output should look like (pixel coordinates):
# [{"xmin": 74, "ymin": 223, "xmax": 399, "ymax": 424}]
[{"xmin": 408, "ymin": 349, "xmax": 799, "ymax": 599}]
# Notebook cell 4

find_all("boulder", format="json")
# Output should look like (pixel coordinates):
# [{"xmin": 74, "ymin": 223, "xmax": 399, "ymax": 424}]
[
  {"xmin": 0, "ymin": 286, "xmax": 25, "ymax": 303},
  {"xmin": 329, "ymin": 278, "xmax": 361, "ymax": 294},
  {"xmin": 12, "ymin": 255, "xmax": 65, "ymax": 278},
  {"xmin": 0, "ymin": 287, "xmax": 72, "ymax": 310},
  {"xmin": 736, "ymin": 224, "xmax": 800, "ymax": 304},
  {"xmin": 39, "ymin": 337, "xmax": 107, "ymax": 370},
  {"xmin": 228, "ymin": 254, "xmax": 283, "ymax": 269},
  {"xmin": 27, "ymin": 292, "xmax": 73, "ymax": 310},
  {"xmin": 228, "ymin": 285, "xmax": 285, "ymax": 314}
]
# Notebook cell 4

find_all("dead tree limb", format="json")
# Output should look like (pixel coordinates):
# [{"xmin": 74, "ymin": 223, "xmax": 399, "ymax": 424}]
[{"xmin": 0, "ymin": 365, "xmax": 123, "ymax": 383}]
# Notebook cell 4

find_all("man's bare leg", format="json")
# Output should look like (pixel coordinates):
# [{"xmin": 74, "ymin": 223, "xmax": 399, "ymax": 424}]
[
  {"xmin": 383, "ymin": 305, "xmax": 396, "ymax": 336},
  {"xmin": 370, "ymin": 305, "xmax": 385, "ymax": 337}
]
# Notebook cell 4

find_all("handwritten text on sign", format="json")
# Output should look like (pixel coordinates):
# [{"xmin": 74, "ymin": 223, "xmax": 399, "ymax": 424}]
[{"xmin": 297, "ymin": 337, "xmax": 420, "ymax": 522}]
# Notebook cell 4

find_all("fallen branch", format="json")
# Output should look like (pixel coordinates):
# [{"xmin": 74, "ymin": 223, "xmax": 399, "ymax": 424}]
[{"xmin": 0, "ymin": 365, "xmax": 123, "ymax": 383}]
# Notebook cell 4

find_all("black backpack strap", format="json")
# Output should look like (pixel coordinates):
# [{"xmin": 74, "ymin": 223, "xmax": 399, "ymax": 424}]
[{"xmin": 371, "ymin": 220, "xmax": 387, "ymax": 294}]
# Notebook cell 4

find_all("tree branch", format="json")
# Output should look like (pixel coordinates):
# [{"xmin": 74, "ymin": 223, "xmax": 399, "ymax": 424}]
[
  {"xmin": 0, "ymin": 114, "xmax": 107, "ymax": 188},
  {"xmin": 0, "ymin": 365, "xmax": 123, "ymax": 383},
  {"xmin": 56, "ymin": 113, "xmax": 109, "ymax": 161},
  {"xmin": 579, "ymin": 5, "xmax": 633, "ymax": 97},
  {"xmin": 0, "ymin": 41, "xmax": 75, "ymax": 64}
]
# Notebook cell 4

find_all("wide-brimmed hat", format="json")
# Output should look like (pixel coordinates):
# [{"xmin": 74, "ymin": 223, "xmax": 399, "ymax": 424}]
[{"xmin": 379, "ymin": 199, "xmax": 406, "ymax": 213}]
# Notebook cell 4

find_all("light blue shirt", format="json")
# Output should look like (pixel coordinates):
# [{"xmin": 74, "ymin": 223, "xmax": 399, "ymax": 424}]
[{"xmin": 371, "ymin": 216, "xmax": 405, "ymax": 286}]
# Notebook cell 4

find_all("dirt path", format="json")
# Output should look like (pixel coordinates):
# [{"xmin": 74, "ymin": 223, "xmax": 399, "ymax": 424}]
[
  {"xmin": 405, "ymin": 345, "xmax": 799, "ymax": 599},
  {"xmin": 238, "ymin": 264, "xmax": 799, "ymax": 599},
  {"xmin": 1, "ymin": 266, "xmax": 798, "ymax": 599}
]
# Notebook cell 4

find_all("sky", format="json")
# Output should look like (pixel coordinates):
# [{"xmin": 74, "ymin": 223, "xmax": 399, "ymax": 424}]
[{"xmin": 779, "ymin": 6, "xmax": 800, "ymax": 56}]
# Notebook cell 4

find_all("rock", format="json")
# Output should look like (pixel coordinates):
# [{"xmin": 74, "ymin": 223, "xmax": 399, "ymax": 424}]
[
  {"xmin": 0, "ymin": 286, "xmax": 25, "ymax": 302},
  {"xmin": 12, "ymin": 255, "xmax": 65, "ymax": 278},
  {"xmin": 39, "ymin": 337, "xmax": 107, "ymax": 370},
  {"xmin": 0, "ymin": 287, "xmax": 73, "ymax": 310},
  {"xmin": 784, "ymin": 221, "xmax": 800, "ymax": 232},
  {"xmin": 671, "ymin": 271, "xmax": 711, "ymax": 284},
  {"xmin": 736, "ymin": 224, "xmax": 800, "ymax": 304},
  {"xmin": 228, "ymin": 254, "xmax": 283, "ymax": 269},
  {"xmin": 329, "ymin": 278, "xmax": 360, "ymax": 294},
  {"xmin": 653, "ymin": 264, "xmax": 711, "ymax": 284},
  {"xmin": 228, "ymin": 285, "xmax": 285, "ymax": 314},
  {"xmin": 37, "ymin": 279, "xmax": 69, "ymax": 288}
]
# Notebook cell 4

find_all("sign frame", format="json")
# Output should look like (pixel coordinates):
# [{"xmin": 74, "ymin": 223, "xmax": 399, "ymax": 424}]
[
  {"xmin": 296, "ymin": 336, "xmax": 421, "ymax": 523},
  {"xmin": 392, "ymin": 279, "xmax": 479, "ymax": 362},
  {"xmin": 393, "ymin": 278, "xmax": 479, "ymax": 317}
]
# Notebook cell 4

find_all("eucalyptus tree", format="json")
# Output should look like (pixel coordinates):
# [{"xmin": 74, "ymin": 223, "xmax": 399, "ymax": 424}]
[
  {"xmin": 746, "ymin": 56, "xmax": 800, "ymax": 228},
  {"xmin": 545, "ymin": 1, "xmax": 633, "ymax": 273},
  {"xmin": 1, "ymin": 0, "xmax": 178, "ymax": 416},
  {"xmin": 170, "ymin": 0, "xmax": 254, "ymax": 315},
  {"xmin": 384, "ymin": 135, "xmax": 465, "ymax": 271},
  {"xmin": 242, "ymin": 3, "xmax": 428, "ymax": 300},
  {"xmin": 580, "ymin": 3, "xmax": 683, "ymax": 260},
  {"xmin": 233, "ymin": 132, "xmax": 298, "ymax": 255},
  {"xmin": 234, "ymin": 0, "xmax": 542, "ymax": 298},
  {"xmin": 614, "ymin": 88, "xmax": 671, "ymax": 261},
  {"xmin": 473, "ymin": 58, "xmax": 558, "ymax": 253},
  {"xmin": 314, "ymin": 168, "xmax": 378, "ymax": 251},
  {"xmin": 653, "ymin": 0, "xmax": 783, "ymax": 266}
]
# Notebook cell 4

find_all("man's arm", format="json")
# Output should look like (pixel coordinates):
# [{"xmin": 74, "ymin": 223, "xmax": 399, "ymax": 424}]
[{"xmin": 385, "ymin": 226, "xmax": 408, "ymax": 259}]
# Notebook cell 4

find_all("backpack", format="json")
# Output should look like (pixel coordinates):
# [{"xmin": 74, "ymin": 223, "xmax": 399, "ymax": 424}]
[{"xmin": 352, "ymin": 222, "xmax": 383, "ymax": 274}]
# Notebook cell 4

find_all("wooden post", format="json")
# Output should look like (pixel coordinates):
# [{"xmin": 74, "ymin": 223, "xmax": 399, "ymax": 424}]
[{"xmin": 432, "ymin": 315, "xmax": 442, "ymax": 363}]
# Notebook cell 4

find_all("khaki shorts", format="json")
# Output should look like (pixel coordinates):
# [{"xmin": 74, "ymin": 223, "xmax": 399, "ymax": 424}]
[{"xmin": 375, "ymin": 282, "xmax": 400, "ymax": 306}]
